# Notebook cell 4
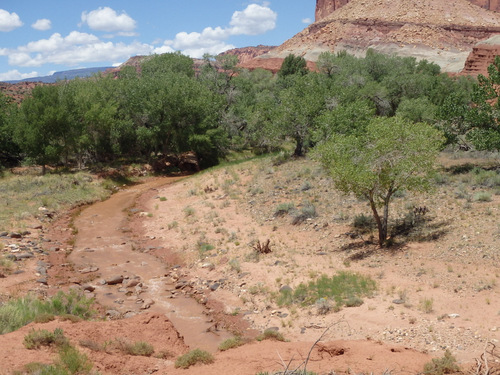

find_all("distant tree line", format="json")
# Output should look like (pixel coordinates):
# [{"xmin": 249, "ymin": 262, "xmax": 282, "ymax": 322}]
[{"xmin": 0, "ymin": 50, "xmax": 498, "ymax": 172}]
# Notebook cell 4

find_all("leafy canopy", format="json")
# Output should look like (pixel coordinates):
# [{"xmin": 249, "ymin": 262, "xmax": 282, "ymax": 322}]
[{"xmin": 314, "ymin": 116, "xmax": 444, "ymax": 245}]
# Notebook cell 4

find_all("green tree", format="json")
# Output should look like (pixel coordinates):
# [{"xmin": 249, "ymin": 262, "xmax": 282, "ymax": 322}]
[
  {"xmin": 465, "ymin": 56, "xmax": 500, "ymax": 150},
  {"xmin": 312, "ymin": 100, "xmax": 375, "ymax": 142},
  {"xmin": 0, "ymin": 93, "xmax": 19, "ymax": 167},
  {"xmin": 15, "ymin": 84, "xmax": 74, "ymax": 173},
  {"xmin": 141, "ymin": 52, "xmax": 195, "ymax": 78},
  {"xmin": 396, "ymin": 97, "xmax": 437, "ymax": 123},
  {"xmin": 314, "ymin": 117, "xmax": 444, "ymax": 246},
  {"xmin": 277, "ymin": 73, "xmax": 328, "ymax": 156},
  {"xmin": 278, "ymin": 54, "xmax": 308, "ymax": 78}
]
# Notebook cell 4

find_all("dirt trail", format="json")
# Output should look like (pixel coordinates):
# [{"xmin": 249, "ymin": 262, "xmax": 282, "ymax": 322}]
[{"xmin": 69, "ymin": 177, "xmax": 232, "ymax": 352}]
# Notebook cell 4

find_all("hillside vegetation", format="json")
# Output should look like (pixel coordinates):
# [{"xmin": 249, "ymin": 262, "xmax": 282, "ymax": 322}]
[{"xmin": 2, "ymin": 51, "xmax": 500, "ymax": 173}]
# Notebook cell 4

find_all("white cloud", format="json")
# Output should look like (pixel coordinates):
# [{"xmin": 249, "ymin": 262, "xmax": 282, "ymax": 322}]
[
  {"xmin": 0, "ymin": 9, "xmax": 23, "ymax": 32},
  {"xmin": 32, "ymin": 18, "xmax": 52, "ymax": 31},
  {"xmin": 81, "ymin": 7, "xmax": 137, "ymax": 35},
  {"xmin": 152, "ymin": 45, "xmax": 176, "ymax": 55},
  {"xmin": 0, "ymin": 69, "xmax": 38, "ymax": 81},
  {"xmin": 1, "ymin": 2, "xmax": 278, "ymax": 74},
  {"xmin": 229, "ymin": 3, "xmax": 277, "ymax": 36},
  {"xmin": 4, "ymin": 31, "xmax": 154, "ymax": 67},
  {"xmin": 165, "ymin": 3, "xmax": 276, "ymax": 58},
  {"xmin": 302, "ymin": 18, "xmax": 312, "ymax": 24}
]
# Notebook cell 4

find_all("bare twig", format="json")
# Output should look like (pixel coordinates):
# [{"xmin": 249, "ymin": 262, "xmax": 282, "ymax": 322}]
[{"xmin": 302, "ymin": 326, "xmax": 331, "ymax": 375}]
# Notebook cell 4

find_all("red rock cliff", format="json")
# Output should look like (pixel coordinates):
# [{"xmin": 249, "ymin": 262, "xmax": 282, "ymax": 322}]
[
  {"xmin": 315, "ymin": 0, "xmax": 350, "ymax": 22},
  {"xmin": 462, "ymin": 41, "xmax": 500, "ymax": 75},
  {"xmin": 315, "ymin": 0, "xmax": 500, "ymax": 21}
]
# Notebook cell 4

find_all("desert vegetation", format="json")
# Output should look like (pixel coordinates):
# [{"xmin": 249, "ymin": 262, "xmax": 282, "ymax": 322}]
[{"xmin": 1, "ymin": 51, "xmax": 497, "ymax": 172}]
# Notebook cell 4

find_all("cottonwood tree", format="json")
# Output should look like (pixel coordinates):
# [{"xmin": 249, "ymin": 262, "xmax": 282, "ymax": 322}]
[
  {"xmin": 314, "ymin": 117, "xmax": 444, "ymax": 246},
  {"xmin": 466, "ymin": 55, "xmax": 500, "ymax": 150}
]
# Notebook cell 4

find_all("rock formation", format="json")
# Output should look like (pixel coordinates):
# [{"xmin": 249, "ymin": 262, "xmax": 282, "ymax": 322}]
[
  {"xmin": 462, "ymin": 35, "xmax": 500, "ymax": 75},
  {"xmin": 315, "ymin": 0, "xmax": 500, "ymax": 21},
  {"xmin": 241, "ymin": 0, "xmax": 500, "ymax": 74},
  {"xmin": 315, "ymin": 0, "xmax": 350, "ymax": 22},
  {"xmin": 220, "ymin": 45, "xmax": 276, "ymax": 64}
]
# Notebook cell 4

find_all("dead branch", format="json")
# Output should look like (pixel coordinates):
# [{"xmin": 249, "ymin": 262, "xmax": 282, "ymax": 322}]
[
  {"xmin": 253, "ymin": 239, "xmax": 272, "ymax": 254},
  {"xmin": 471, "ymin": 341, "xmax": 500, "ymax": 375}
]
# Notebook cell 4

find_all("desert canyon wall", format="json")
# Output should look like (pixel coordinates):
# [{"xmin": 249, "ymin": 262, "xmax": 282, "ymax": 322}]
[{"xmin": 315, "ymin": 0, "xmax": 500, "ymax": 21}]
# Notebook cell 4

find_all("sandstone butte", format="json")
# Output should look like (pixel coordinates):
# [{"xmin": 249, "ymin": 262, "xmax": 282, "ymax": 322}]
[{"xmin": 238, "ymin": 0, "xmax": 500, "ymax": 76}]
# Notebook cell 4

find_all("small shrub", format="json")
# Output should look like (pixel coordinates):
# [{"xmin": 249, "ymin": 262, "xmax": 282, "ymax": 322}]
[
  {"xmin": 300, "ymin": 181, "xmax": 312, "ymax": 191},
  {"xmin": 271, "ymin": 151, "xmax": 290, "ymax": 166},
  {"xmin": 33, "ymin": 313, "xmax": 55, "ymax": 324},
  {"xmin": 472, "ymin": 168, "xmax": 500, "ymax": 188},
  {"xmin": 419, "ymin": 298, "xmax": 434, "ymax": 313},
  {"xmin": 256, "ymin": 329, "xmax": 286, "ymax": 342},
  {"xmin": 159, "ymin": 196, "xmax": 167, "ymax": 201},
  {"xmin": 175, "ymin": 349, "xmax": 214, "ymax": 369},
  {"xmin": 292, "ymin": 201, "xmax": 317, "ymax": 225},
  {"xmin": 473, "ymin": 191, "xmax": 492, "ymax": 202},
  {"xmin": 344, "ymin": 296, "xmax": 364, "ymax": 307},
  {"xmin": 125, "ymin": 341, "xmax": 155, "ymax": 357},
  {"xmin": 423, "ymin": 350, "xmax": 460, "ymax": 375},
  {"xmin": 315, "ymin": 298, "xmax": 333, "ymax": 315},
  {"xmin": 228, "ymin": 258, "xmax": 241, "ymax": 273},
  {"xmin": 167, "ymin": 221, "xmax": 178, "ymax": 230},
  {"xmin": 0, "ymin": 256, "xmax": 14, "ymax": 273},
  {"xmin": 112, "ymin": 338, "xmax": 155, "ymax": 356},
  {"xmin": 79, "ymin": 339, "xmax": 102, "ymax": 352},
  {"xmin": 58, "ymin": 345, "xmax": 93, "ymax": 374},
  {"xmin": 58, "ymin": 314, "xmax": 82, "ymax": 323},
  {"xmin": 197, "ymin": 242, "xmax": 215, "ymax": 258},
  {"xmin": 218, "ymin": 336, "xmax": 245, "ymax": 351},
  {"xmin": 433, "ymin": 173, "xmax": 448, "ymax": 185},
  {"xmin": 183, "ymin": 206, "xmax": 195, "ymax": 217},
  {"xmin": 274, "ymin": 202, "xmax": 295, "ymax": 217},
  {"xmin": 155, "ymin": 349, "xmax": 175, "ymax": 359},
  {"xmin": 353, "ymin": 214, "xmax": 375, "ymax": 232},
  {"xmin": 24, "ymin": 328, "xmax": 69, "ymax": 349}
]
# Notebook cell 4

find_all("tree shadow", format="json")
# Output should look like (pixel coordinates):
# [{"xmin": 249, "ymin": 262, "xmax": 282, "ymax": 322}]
[{"xmin": 337, "ymin": 217, "xmax": 452, "ymax": 262}]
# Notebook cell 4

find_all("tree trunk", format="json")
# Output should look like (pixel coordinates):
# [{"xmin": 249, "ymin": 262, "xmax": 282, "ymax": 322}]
[
  {"xmin": 293, "ymin": 136, "xmax": 304, "ymax": 157},
  {"xmin": 369, "ymin": 198, "xmax": 387, "ymax": 247},
  {"xmin": 41, "ymin": 164, "xmax": 46, "ymax": 176}
]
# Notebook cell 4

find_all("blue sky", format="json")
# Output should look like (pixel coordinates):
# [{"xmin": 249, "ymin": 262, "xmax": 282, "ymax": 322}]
[{"xmin": 0, "ymin": 1, "xmax": 314, "ymax": 81}]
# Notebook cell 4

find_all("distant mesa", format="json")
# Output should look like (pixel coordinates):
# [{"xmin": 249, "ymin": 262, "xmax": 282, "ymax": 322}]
[{"xmin": 4, "ymin": 67, "xmax": 112, "ymax": 84}]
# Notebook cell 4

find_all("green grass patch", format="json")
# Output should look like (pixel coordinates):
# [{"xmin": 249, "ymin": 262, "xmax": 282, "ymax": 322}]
[
  {"xmin": 218, "ymin": 336, "xmax": 245, "ymax": 351},
  {"xmin": 175, "ymin": 349, "xmax": 214, "ymax": 369},
  {"xmin": 0, "ymin": 171, "xmax": 110, "ymax": 229},
  {"xmin": 0, "ymin": 290, "xmax": 94, "ymax": 334},
  {"xmin": 276, "ymin": 271, "xmax": 376, "ymax": 309}
]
